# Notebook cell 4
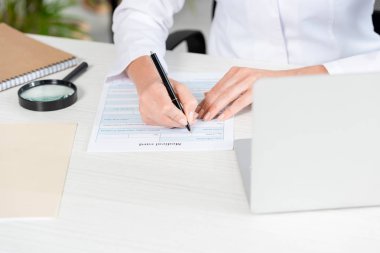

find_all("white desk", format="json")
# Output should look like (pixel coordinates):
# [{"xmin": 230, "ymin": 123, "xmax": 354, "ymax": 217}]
[{"xmin": 1, "ymin": 35, "xmax": 380, "ymax": 253}]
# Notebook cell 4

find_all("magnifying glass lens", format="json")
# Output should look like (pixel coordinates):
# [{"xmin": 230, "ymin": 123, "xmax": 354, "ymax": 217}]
[{"xmin": 20, "ymin": 85, "xmax": 75, "ymax": 102}]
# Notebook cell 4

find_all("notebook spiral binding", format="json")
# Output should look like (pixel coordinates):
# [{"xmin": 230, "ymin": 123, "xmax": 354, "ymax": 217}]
[{"xmin": 0, "ymin": 58, "xmax": 78, "ymax": 92}]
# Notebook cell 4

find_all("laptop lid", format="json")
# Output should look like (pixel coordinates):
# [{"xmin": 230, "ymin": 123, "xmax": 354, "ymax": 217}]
[{"xmin": 235, "ymin": 73, "xmax": 380, "ymax": 213}]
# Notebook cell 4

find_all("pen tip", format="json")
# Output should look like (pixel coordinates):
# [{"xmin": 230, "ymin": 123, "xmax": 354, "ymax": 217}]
[{"xmin": 186, "ymin": 124, "xmax": 191, "ymax": 132}]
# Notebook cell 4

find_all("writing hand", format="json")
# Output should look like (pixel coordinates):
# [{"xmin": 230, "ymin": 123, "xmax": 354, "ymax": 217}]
[{"xmin": 138, "ymin": 79, "xmax": 198, "ymax": 128}]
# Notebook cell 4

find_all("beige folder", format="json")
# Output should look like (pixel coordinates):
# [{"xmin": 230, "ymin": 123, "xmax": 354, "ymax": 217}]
[{"xmin": 0, "ymin": 123, "xmax": 77, "ymax": 218}]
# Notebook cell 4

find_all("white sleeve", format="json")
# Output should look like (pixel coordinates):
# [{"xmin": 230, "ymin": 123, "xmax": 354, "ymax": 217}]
[
  {"xmin": 323, "ymin": 50, "xmax": 380, "ymax": 75},
  {"xmin": 110, "ymin": 0, "xmax": 185, "ymax": 77}
]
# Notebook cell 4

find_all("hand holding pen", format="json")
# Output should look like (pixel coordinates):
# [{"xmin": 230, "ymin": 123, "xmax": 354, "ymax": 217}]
[
  {"xmin": 126, "ymin": 54, "xmax": 198, "ymax": 129},
  {"xmin": 150, "ymin": 52, "xmax": 193, "ymax": 131}
]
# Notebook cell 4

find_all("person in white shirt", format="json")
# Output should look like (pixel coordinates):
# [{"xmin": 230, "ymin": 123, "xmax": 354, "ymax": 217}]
[{"xmin": 113, "ymin": 0, "xmax": 380, "ymax": 128}]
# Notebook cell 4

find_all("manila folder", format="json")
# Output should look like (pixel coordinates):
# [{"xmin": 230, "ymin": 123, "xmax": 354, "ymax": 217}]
[{"xmin": 0, "ymin": 123, "xmax": 77, "ymax": 218}]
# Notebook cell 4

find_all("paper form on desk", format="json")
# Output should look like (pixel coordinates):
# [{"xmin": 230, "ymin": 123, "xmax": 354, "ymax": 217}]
[{"xmin": 87, "ymin": 73, "xmax": 234, "ymax": 152}]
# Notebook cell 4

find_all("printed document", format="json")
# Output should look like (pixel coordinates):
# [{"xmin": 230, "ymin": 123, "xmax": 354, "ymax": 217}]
[{"xmin": 88, "ymin": 73, "xmax": 234, "ymax": 152}]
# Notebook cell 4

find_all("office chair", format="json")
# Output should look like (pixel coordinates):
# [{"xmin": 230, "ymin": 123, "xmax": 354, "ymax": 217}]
[
  {"xmin": 108, "ymin": 0, "xmax": 215, "ymax": 54},
  {"xmin": 373, "ymin": 10, "xmax": 380, "ymax": 35},
  {"xmin": 164, "ymin": 0, "xmax": 216, "ymax": 53}
]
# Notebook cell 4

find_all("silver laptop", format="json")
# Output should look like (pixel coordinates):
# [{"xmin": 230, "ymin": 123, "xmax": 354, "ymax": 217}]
[{"xmin": 235, "ymin": 73, "xmax": 380, "ymax": 213}]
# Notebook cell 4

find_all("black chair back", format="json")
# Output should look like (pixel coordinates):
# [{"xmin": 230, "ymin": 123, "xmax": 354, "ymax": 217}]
[{"xmin": 373, "ymin": 10, "xmax": 380, "ymax": 35}]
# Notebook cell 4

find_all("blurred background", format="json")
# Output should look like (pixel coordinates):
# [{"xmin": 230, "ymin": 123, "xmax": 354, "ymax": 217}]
[
  {"xmin": 0, "ymin": 0, "xmax": 212, "ymax": 45},
  {"xmin": 1, "ymin": 0, "xmax": 379, "ymax": 52}
]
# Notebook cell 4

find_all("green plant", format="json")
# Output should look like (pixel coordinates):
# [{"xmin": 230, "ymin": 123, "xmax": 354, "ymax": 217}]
[{"xmin": 0, "ymin": 0, "xmax": 89, "ymax": 39}]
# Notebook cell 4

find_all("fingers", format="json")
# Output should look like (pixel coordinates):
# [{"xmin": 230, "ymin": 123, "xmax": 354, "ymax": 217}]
[
  {"xmin": 138, "ymin": 79, "xmax": 190, "ymax": 128},
  {"xmin": 217, "ymin": 89, "xmax": 253, "ymax": 121},
  {"xmin": 203, "ymin": 82, "xmax": 253, "ymax": 121},
  {"xmin": 172, "ymin": 81, "xmax": 198, "ymax": 124},
  {"xmin": 207, "ymin": 66, "xmax": 241, "ymax": 95},
  {"xmin": 198, "ymin": 68, "xmax": 240, "ymax": 118},
  {"xmin": 198, "ymin": 67, "xmax": 257, "ymax": 120},
  {"xmin": 195, "ymin": 99, "xmax": 204, "ymax": 114},
  {"xmin": 142, "ymin": 103, "xmax": 189, "ymax": 128},
  {"xmin": 165, "ymin": 104, "xmax": 189, "ymax": 127}
]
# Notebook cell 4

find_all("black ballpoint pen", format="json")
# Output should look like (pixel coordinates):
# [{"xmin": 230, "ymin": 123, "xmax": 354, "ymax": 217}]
[{"xmin": 150, "ymin": 52, "xmax": 191, "ymax": 132}]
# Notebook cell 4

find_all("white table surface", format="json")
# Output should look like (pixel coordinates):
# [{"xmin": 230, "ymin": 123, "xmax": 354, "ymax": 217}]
[{"xmin": 1, "ymin": 35, "xmax": 380, "ymax": 253}]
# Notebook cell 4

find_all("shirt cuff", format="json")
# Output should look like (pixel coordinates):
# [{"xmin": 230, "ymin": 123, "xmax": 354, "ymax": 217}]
[{"xmin": 323, "ymin": 51, "xmax": 380, "ymax": 75}]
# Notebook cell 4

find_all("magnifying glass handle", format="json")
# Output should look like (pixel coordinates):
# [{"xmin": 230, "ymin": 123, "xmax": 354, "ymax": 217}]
[{"xmin": 63, "ymin": 62, "xmax": 89, "ymax": 82}]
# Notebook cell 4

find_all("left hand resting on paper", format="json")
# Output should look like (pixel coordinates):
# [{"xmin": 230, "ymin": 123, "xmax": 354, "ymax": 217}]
[{"xmin": 196, "ymin": 65, "xmax": 328, "ymax": 121}]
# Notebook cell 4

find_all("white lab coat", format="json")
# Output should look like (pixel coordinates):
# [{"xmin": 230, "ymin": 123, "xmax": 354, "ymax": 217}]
[{"xmin": 112, "ymin": 0, "xmax": 380, "ymax": 76}]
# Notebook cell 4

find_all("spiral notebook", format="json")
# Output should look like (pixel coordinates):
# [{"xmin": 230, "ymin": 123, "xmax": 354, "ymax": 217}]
[{"xmin": 0, "ymin": 23, "xmax": 78, "ymax": 91}]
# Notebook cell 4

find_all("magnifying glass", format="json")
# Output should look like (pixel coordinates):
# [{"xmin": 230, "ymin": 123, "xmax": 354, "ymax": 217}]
[{"xmin": 18, "ymin": 62, "xmax": 88, "ymax": 111}]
